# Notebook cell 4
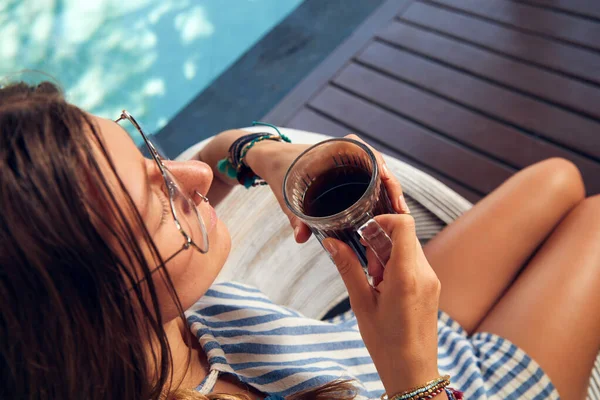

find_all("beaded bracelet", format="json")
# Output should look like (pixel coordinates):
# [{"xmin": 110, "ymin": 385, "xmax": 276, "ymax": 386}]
[
  {"xmin": 396, "ymin": 380, "xmax": 449, "ymax": 400},
  {"xmin": 217, "ymin": 121, "xmax": 291, "ymax": 188},
  {"xmin": 444, "ymin": 387, "xmax": 464, "ymax": 400},
  {"xmin": 381, "ymin": 375, "xmax": 451, "ymax": 400}
]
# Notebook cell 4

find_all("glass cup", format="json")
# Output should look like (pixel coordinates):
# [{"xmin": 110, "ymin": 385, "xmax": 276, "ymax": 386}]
[{"xmin": 283, "ymin": 138, "xmax": 395, "ymax": 285}]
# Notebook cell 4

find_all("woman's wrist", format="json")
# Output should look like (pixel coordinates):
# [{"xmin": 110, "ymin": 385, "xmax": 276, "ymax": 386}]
[
  {"xmin": 383, "ymin": 371, "xmax": 449, "ymax": 400},
  {"xmin": 382, "ymin": 367, "xmax": 441, "ymax": 397},
  {"xmin": 376, "ymin": 350, "xmax": 440, "ymax": 397},
  {"xmin": 195, "ymin": 130, "xmax": 247, "ymax": 186},
  {"xmin": 244, "ymin": 140, "xmax": 290, "ymax": 179}
]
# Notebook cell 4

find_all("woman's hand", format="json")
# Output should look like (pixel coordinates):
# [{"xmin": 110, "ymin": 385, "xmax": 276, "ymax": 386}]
[
  {"xmin": 246, "ymin": 134, "xmax": 407, "ymax": 244},
  {"xmin": 323, "ymin": 214, "xmax": 441, "ymax": 396},
  {"xmin": 199, "ymin": 130, "xmax": 406, "ymax": 244},
  {"xmin": 194, "ymin": 129, "xmax": 312, "ymax": 239}
]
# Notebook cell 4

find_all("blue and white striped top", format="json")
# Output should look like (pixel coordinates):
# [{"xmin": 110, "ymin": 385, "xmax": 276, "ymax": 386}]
[{"xmin": 185, "ymin": 282, "xmax": 559, "ymax": 399}]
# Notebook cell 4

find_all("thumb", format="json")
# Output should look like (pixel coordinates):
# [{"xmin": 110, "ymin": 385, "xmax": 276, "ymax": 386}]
[{"xmin": 323, "ymin": 238, "xmax": 372, "ymax": 310}]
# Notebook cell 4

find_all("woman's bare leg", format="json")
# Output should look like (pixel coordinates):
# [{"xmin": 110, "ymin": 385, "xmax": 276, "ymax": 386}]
[
  {"xmin": 476, "ymin": 195, "xmax": 600, "ymax": 399},
  {"xmin": 424, "ymin": 158, "xmax": 585, "ymax": 333}
]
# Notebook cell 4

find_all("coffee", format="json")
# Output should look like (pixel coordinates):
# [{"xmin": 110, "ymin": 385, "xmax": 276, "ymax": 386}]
[
  {"xmin": 302, "ymin": 164, "xmax": 395, "ymax": 266},
  {"xmin": 303, "ymin": 165, "xmax": 371, "ymax": 217}
]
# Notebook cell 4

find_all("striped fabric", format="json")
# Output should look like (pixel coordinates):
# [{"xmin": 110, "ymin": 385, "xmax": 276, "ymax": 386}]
[
  {"xmin": 179, "ymin": 128, "xmax": 600, "ymax": 398},
  {"xmin": 185, "ymin": 282, "xmax": 559, "ymax": 399}
]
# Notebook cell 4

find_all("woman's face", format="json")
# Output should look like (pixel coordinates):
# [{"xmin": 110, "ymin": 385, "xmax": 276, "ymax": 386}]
[{"xmin": 91, "ymin": 115, "xmax": 231, "ymax": 320}]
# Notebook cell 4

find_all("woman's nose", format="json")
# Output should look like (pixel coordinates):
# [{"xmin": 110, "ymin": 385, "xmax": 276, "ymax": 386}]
[{"xmin": 162, "ymin": 160, "xmax": 214, "ymax": 202}]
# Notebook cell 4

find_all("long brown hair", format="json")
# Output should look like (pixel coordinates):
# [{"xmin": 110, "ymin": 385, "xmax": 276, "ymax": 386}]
[{"xmin": 0, "ymin": 82, "xmax": 357, "ymax": 400}]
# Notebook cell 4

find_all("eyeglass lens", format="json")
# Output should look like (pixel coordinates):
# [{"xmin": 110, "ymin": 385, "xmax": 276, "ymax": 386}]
[
  {"xmin": 118, "ymin": 114, "xmax": 209, "ymax": 253},
  {"xmin": 163, "ymin": 168, "xmax": 209, "ymax": 252}
]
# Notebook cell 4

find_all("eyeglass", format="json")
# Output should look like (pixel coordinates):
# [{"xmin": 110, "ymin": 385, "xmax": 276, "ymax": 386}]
[{"xmin": 115, "ymin": 111, "xmax": 210, "ymax": 266}]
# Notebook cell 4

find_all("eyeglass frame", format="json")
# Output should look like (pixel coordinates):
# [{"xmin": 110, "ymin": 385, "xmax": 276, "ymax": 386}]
[{"xmin": 115, "ymin": 110, "xmax": 210, "ymax": 268}]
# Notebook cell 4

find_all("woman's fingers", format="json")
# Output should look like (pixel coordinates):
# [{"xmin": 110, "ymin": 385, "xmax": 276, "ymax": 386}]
[
  {"xmin": 383, "ymin": 169, "xmax": 409, "ymax": 215},
  {"xmin": 294, "ymin": 223, "xmax": 311, "ymax": 243},
  {"xmin": 287, "ymin": 213, "xmax": 311, "ymax": 243},
  {"xmin": 275, "ymin": 192, "xmax": 312, "ymax": 243},
  {"xmin": 323, "ymin": 238, "xmax": 374, "ymax": 314},
  {"xmin": 372, "ymin": 214, "xmax": 418, "ymax": 282},
  {"xmin": 344, "ymin": 134, "xmax": 407, "ymax": 214},
  {"xmin": 366, "ymin": 247, "xmax": 384, "ymax": 278}
]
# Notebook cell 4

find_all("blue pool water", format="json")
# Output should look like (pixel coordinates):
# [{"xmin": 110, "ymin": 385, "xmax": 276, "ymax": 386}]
[{"xmin": 0, "ymin": 0, "xmax": 303, "ymax": 134}]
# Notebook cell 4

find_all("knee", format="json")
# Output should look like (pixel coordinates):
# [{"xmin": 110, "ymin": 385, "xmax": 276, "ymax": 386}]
[
  {"xmin": 572, "ymin": 195, "xmax": 600, "ymax": 221},
  {"xmin": 528, "ymin": 158, "xmax": 585, "ymax": 206}
]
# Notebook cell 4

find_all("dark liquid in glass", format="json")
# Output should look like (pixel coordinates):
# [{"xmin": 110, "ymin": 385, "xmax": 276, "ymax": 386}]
[{"xmin": 303, "ymin": 165, "xmax": 395, "ymax": 266}]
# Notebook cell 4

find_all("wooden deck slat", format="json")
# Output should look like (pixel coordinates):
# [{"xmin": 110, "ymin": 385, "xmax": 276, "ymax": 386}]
[
  {"xmin": 288, "ymin": 108, "xmax": 352, "ymax": 138},
  {"xmin": 265, "ymin": 0, "xmax": 600, "ymax": 200},
  {"xmin": 333, "ymin": 62, "xmax": 600, "ymax": 194},
  {"xmin": 357, "ymin": 40, "xmax": 600, "ymax": 159},
  {"xmin": 377, "ymin": 21, "xmax": 600, "ymax": 121},
  {"xmin": 308, "ymin": 85, "xmax": 515, "ymax": 194},
  {"xmin": 287, "ymin": 107, "xmax": 483, "ymax": 203},
  {"xmin": 426, "ymin": 0, "xmax": 600, "ymax": 51},
  {"xmin": 264, "ymin": 0, "xmax": 413, "ymax": 126},
  {"xmin": 400, "ymin": 2, "xmax": 600, "ymax": 85},
  {"xmin": 517, "ymin": 0, "xmax": 600, "ymax": 21}
]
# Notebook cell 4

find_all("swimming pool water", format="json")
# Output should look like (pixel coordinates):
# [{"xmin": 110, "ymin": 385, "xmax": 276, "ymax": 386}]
[{"xmin": 0, "ymin": 0, "xmax": 303, "ymax": 134}]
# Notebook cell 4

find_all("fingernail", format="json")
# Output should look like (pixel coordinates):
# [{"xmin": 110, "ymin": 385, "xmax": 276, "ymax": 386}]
[
  {"xmin": 323, "ymin": 240, "xmax": 337, "ymax": 257},
  {"xmin": 398, "ymin": 194, "xmax": 411, "ymax": 214},
  {"xmin": 294, "ymin": 226, "xmax": 301, "ymax": 240},
  {"xmin": 381, "ymin": 163, "xmax": 390, "ymax": 179}
]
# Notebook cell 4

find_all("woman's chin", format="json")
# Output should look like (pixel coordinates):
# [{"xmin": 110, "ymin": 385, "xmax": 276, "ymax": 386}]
[
  {"xmin": 214, "ymin": 218, "xmax": 232, "ymax": 265},
  {"xmin": 171, "ymin": 220, "xmax": 232, "ymax": 315},
  {"xmin": 205, "ymin": 218, "xmax": 231, "ymax": 279}
]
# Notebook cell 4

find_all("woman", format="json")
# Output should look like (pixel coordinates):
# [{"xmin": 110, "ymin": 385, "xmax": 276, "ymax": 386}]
[{"xmin": 1, "ymin": 81, "xmax": 599, "ymax": 400}]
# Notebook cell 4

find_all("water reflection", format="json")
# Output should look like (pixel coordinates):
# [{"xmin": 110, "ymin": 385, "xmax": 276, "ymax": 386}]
[{"xmin": 0, "ymin": 0, "xmax": 302, "ymax": 133}]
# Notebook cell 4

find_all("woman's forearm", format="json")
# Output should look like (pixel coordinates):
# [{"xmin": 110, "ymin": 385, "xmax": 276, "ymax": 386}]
[{"xmin": 193, "ymin": 129, "xmax": 289, "ymax": 206}]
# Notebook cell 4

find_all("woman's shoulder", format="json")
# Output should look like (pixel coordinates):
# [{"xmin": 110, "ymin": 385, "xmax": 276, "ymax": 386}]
[
  {"xmin": 185, "ymin": 281, "xmax": 305, "ymax": 321},
  {"xmin": 184, "ymin": 281, "xmax": 358, "ymax": 331},
  {"xmin": 185, "ymin": 282, "xmax": 374, "ymax": 398},
  {"xmin": 200, "ymin": 282, "xmax": 273, "ymax": 303}
]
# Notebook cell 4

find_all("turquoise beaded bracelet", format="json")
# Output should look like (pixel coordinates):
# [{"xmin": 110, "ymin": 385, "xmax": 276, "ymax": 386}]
[{"xmin": 217, "ymin": 121, "xmax": 291, "ymax": 188}]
